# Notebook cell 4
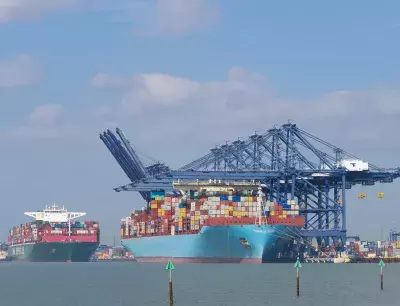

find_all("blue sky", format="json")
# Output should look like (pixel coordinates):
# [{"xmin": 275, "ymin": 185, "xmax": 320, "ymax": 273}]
[{"xmin": 1, "ymin": 0, "xmax": 400, "ymax": 244}]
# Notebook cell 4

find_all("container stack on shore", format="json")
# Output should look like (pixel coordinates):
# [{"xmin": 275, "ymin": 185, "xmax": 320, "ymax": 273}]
[
  {"xmin": 120, "ymin": 189, "xmax": 303, "ymax": 239},
  {"xmin": 90, "ymin": 245, "xmax": 134, "ymax": 261},
  {"xmin": 345, "ymin": 239, "xmax": 400, "ymax": 259}
]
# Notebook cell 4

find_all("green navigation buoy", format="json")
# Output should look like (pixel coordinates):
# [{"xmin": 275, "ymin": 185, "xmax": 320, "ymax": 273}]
[
  {"xmin": 165, "ymin": 261, "xmax": 175, "ymax": 305},
  {"xmin": 378, "ymin": 258, "xmax": 385, "ymax": 291},
  {"xmin": 294, "ymin": 257, "xmax": 302, "ymax": 297},
  {"xmin": 166, "ymin": 260, "xmax": 175, "ymax": 272}
]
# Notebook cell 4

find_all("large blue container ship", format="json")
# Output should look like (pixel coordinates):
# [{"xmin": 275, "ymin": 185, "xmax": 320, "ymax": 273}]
[
  {"xmin": 120, "ymin": 182, "xmax": 305, "ymax": 263},
  {"xmin": 121, "ymin": 224, "xmax": 302, "ymax": 263}
]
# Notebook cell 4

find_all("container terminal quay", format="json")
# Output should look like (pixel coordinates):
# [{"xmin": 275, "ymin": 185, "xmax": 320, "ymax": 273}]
[{"xmin": 98, "ymin": 122, "xmax": 400, "ymax": 263}]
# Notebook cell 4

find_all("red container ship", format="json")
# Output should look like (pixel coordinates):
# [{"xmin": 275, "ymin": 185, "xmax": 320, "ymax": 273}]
[{"xmin": 8, "ymin": 203, "xmax": 100, "ymax": 262}]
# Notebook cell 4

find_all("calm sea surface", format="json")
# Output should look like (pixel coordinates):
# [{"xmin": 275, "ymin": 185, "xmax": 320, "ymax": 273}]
[{"xmin": 0, "ymin": 262, "xmax": 398, "ymax": 306}]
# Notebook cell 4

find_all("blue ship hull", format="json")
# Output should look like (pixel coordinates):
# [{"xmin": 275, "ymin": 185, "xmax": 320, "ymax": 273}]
[{"xmin": 121, "ymin": 224, "xmax": 300, "ymax": 263}]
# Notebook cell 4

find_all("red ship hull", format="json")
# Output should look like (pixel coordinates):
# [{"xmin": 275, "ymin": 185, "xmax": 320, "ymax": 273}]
[{"xmin": 40, "ymin": 235, "xmax": 98, "ymax": 243}]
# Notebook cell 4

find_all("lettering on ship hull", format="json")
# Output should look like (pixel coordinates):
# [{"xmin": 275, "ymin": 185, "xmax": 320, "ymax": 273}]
[{"xmin": 12, "ymin": 246, "xmax": 25, "ymax": 256}]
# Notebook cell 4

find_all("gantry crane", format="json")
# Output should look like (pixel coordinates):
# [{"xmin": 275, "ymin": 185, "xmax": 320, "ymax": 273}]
[{"xmin": 100, "ymin": 122, "xmax": 400, "ymax": 249}]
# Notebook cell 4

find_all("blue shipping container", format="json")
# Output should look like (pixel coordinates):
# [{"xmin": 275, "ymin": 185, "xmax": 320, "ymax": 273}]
[{"xmin": 151, "ymin": 191, "xmax": 165, "ymax": 199}]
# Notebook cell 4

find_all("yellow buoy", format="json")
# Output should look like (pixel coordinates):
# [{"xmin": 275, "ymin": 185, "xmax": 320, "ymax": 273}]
[
  {"xmin": 377, "ymin": 192, "xmax": 384, "ymax": 199},
  {"xmin": 358, "ymin": 192, "xmax": 366, "ymax": 199}
]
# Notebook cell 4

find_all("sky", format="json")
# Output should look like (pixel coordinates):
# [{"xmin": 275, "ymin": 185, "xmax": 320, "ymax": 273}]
[{"xmin": 1, "ymin": 0, "xmax": 400, "ymax": 244}]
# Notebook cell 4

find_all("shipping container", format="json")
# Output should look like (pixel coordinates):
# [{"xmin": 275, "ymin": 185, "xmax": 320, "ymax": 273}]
[
  {"xmin": 8, "ymin": 220, "xmax": 99, "ymax": 245},
  {"xmin": 121, "ymin": 188, "xmax": 302, "ymax": 239}
]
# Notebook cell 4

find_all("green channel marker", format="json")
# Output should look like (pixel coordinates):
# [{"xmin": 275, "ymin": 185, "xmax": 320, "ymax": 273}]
[
  {"xmin": 166, "ymin": 260, "xmax": 175, "ymax": 271},
  {"xmin": 294, "ymin": 258, "xmax": 302, "ymax": 269},
  {"xmin": 378, "ymin": 258, "xmax": 385, "ymax": 291},
  {"xmin": 165, "ymin": 261, "xmax": 175, "ymax": 305},
  {"xmin": 294, "ymin": 257, "xmax": 301, "ymax": 297}
]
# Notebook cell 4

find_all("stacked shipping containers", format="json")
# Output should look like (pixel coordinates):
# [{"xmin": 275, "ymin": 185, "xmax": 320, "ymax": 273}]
[
  {"xmin": 120, "ymin": 189, "xmax": 302, "ymax": 239},
  {"xmin": 343, "ymin": 240, "xmax": 400, "ymax": 258},
  {"xmin": 8, "ymin": 221, "xmax": 99, "ymax": 245},
  {"xmin": 91, "ymin": 245, "xmax": 133, "ymax": 260}
]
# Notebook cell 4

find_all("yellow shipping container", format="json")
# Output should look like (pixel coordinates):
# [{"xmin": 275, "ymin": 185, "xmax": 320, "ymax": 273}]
[
  {"xmin": 270, "ymin": 211, "xmax": 275, "ymax": 216},
  {"xmin": 195, "ymin": 216, "xmax": 200, "ymax": 221},
  {"xmin": 233, "ymin": 211, "xmax": 238, "ymax": 216},
  {"xmin": 229, "ymin": 206, "xmax": 234, "ymax": 211},
  {"xmin": 151, "ymin": 204, "xmax": 157, "ymax": 209},
  {"xmin": 396, "ymin": 242, "xmax": 400, "ymax": 249}
]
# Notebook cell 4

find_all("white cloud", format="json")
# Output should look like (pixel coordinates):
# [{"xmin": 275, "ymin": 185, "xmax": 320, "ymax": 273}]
[
  {"xmin": 90, "ymin": 73, "xmax": 132, "ymax": 88},
  {"xmin": 28, "ymin": 104, "xmax": 64, "ymax": 126},
  {"xmin": 0, "ymin": 0, "xmax": 75, "ymax": 22},
  {"xmin": 89, "ymin": 67, "xmax": 400, "ymax": 153},
  {"xmin": 133, "ymin": 0, "xmax": 219, "ymax": 36},
  {"xmin": 90, "ymin": 67, "xmax": 281, "ymax": 122},
  {"xmin": 0, "ymin": 55, "xmax": 40, "ymax": 87},
  {"xmin": 0, "ymin": 0, "xmax": 219, "ymax": 36},
  {"xmin": 9, "ymin": 104, "xmax": 75, "ymax": 140},
  {"xmin": 130, "ymin": 73, "xmax": 201, "ymax": 104},
  {"xmin": 4, "ymin": 66, "xmax": 399, "ymax": 161}
]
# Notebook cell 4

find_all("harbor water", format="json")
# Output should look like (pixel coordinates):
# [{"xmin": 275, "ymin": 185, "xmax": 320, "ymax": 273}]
[{"xmin": 0, "ymin": 262, "xmax": 399, "ymax": 305}]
